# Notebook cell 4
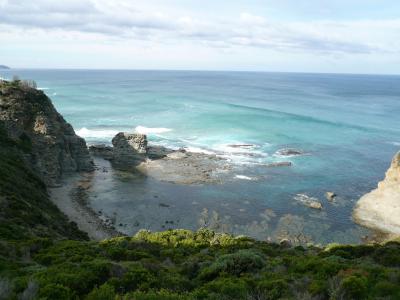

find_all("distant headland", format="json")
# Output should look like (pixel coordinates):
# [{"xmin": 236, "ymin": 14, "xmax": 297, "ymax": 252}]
[{"xmin": 0, "ymin": 65, "xmax": 10, "ymax": 69}]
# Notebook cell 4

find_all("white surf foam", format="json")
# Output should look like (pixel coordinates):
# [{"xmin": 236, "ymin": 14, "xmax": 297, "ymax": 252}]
[
  {"xmin": 235, "ymin": 175, "xmax": 255, "ymax": 180},
  {"xmin": 134, "ymin": 126, "xmax": 172, "ymax": 135},
  {"xmin": 76, "ymin": 127, "xmax": 119, "ymax": 139},
  {"xmin": 184, "ymin": 146, "xmax": 215, "ymax": 155},
  {"xmin": 37, "ymin": 87, "xmax": 50, "ymax": 90},
  {"xmin": 389, "ymin": 141, "xmax": 400, "ymax": 146}
]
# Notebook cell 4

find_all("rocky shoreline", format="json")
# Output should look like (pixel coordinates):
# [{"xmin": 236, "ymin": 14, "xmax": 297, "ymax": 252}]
[{"xmin": 49, "ymin": 172, "xmax": 122, "ymax": 241}]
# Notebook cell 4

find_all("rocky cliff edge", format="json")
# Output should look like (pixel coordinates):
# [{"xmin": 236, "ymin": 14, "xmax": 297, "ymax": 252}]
[
  {"xmin": 354, "ymin": 151, "xmax": 400, "ymax": 235},
  {"xmin": 0, "ymin": 80, "xmax": 93, "ymax": 186}
]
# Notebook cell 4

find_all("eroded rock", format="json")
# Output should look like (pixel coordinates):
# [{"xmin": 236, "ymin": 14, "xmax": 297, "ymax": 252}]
[
  {"xmin": 111, "ymin": 132, "xmax": 148, "ymax": 168},
  {"xmin": 0, "ymin": 82, "xmax": 93, "ymax": 186},
  {"xmin": 354, "ymin": 151, "xmax": 400, "ymax": 235}
]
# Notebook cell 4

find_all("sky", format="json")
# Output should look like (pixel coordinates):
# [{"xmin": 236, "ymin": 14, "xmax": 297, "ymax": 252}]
[{"xmin": 0, "ymin": 0, "xmax": 400, "ymax": 74}]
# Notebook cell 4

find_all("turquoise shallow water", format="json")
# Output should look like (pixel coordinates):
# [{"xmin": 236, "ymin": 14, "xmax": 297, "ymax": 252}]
[{"xmin": 2, "ymin": 69, "xmax": 400, "ymax": 244}]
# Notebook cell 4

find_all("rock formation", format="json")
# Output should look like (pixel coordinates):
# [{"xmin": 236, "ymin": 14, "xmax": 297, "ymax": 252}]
[
  {"xmin": 325, "ymin": 192, "xmax": 336, "ymax": 201},
  {"xmin": 354, "ymin": 152, "xmax": 400, "ymax": 235},
  {"xmin": 0, "ymin": 81, "xmax": 93, "ymax": 186},
  {"xmin": 294, "ymin": 194, "xmax": 323, "ymax": 210},
  {"xmin": 111, "ymin": 132, "xmax": 148, "ymax": 168}
]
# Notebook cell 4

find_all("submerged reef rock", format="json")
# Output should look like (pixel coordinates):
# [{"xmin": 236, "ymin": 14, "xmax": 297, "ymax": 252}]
[
  {"xmin": 294, "ymin": 193, "xmax": 323, "ymax": 210},
  {"xmin": 354, "ymin": 151, "xmax": 400, "ymax": 235},
  {"xmin": 111, "ymin": 132, "xmax": 148, "ymax": 167},
  {"xmin": 0, "ymin": 80, "xmax": 93, "ymax": 186},
  {"xmin": 275, "ymin": 148, "xmax": 304, "ymax": 156}
]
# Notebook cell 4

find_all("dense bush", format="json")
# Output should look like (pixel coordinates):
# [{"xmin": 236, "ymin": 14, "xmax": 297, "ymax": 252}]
[{"xmin": 1, "ymin": 230, "xmax": 400, "ymax": 299}]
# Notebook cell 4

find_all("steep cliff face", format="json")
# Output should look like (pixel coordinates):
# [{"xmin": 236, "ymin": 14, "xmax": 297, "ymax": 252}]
[
  {"xmin": 379, "ymin": 152, "xmax": 400, "ymax": 188},
  {"xmin": 354, "ymin": 151, "xmax": 400, "ymax": 235},
  {"xmin": 0, "ymin": 81, "xmax": 93, "ymax": 186}
]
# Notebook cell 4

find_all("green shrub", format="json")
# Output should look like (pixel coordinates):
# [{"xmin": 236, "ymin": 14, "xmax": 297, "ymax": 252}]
[
  {"xmin": 340, "ymin": 275, "xmax": 368, "ymax": 299},
  {"xmin": 38, "ymin": 283, "xmax": 76, "ymax": 300},
  {"xmin": 373, "ymin": 243, "xmax": 400, "ymax": 267},
  {"xmin": 110, "ymin": 263, "xmax": 156, "ymax": 293},
  {"xmin": 257, "ymin": 279, "xmax": 289, "ymax": 300},
  {"xmin": 199, "ymin": 250, "xmax": 265, "ymax": 280},
  {"xmin": 372, "ymin": 281, "xmax": 400, "ymax": 298},
  {"xmin": 85, "ymin": 283, "xmax": 116, "ymax": 300},
  {"xmin": 195, "ymin": 277, "xmax": 249, "ymax": 299},
  {"xmin": 122, "ymin": 290, "xmax": 193, "ymax": 300}
]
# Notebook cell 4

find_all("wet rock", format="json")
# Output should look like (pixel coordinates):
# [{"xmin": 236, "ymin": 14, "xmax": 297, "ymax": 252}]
[
  {"xmin": 294, "ymin": 194, "xmax": 323, "ymax": 210},
  {"xmin": 325, "ymin": 192, "xmax": 337, "ymax": 201},
  {"xmin": 227, "ymin": 144, "xmax": 255, "ymax": 148},
  {"xmin": 265, "ymin": 162, "xmax": 292, "ymax": 167},
  {"xmin": 89, "ymin": 144, "xmax": 114, "ymax": 159},
  {"xmin": 276, "ymin": 148, "xmax": 303, "ymax": 156}
]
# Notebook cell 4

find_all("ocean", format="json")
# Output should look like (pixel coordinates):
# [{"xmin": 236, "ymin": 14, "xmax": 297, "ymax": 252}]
[{"xmin": 2, "ymin": 69, "xmax": 399, "ymax": 244}]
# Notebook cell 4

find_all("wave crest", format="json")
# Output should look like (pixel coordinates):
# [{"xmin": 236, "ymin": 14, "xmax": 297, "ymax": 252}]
[
  {"xmin": 76, "ymin": 127, "xmax": 119, "ymax": 139},
  {"xmin": 134, "ymin": 126, "xmax": 172, "ymax": 135}
]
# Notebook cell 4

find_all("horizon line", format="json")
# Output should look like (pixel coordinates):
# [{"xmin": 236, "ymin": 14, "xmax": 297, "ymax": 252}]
[{"xmin": 1, "ymin": 67, "xmax": 400, "ymax": 77}]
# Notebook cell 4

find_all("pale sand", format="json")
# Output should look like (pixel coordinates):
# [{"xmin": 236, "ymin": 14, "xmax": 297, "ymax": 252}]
[{"xmin": 49, "ymin": 173, "xmax": 121, "ymax": 241}]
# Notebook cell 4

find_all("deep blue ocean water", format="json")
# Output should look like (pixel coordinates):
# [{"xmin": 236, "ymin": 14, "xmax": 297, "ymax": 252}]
[{"xmin": 2, "ymin": 69, "xmax": 399, "ymax": 244}]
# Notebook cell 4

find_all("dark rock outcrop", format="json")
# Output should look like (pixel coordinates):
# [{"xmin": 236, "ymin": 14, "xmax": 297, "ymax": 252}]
[
  {"xmin": 111, "ymin": 132, "xmax": 148, "ymax": 168},
  {"xmin": 0, "ymin": 81, "xmax": 93, "ymax": 186}
]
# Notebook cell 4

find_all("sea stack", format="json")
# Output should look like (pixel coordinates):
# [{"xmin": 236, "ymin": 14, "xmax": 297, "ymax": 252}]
[
  {"xmin": 353, "ymin": 151, "xmax": 400, "ymax": 235},
  {"xmin": 0, "ymin": 80, "xmax": 94, "ymax": 186},
  {"xmin": 111, "ymin": 132, "xmax": 148, "ymax": 168}
]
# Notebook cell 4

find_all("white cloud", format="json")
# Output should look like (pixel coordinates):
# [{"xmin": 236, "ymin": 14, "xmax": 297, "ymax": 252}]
[{"xmin": 0, "ymin": 0, "xmax": 400, "ymax": 71}]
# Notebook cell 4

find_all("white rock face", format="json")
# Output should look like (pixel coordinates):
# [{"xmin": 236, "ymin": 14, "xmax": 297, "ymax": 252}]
[{"xmin": 353, "ymin": 152, "xmax": 400, "ymax": 235}]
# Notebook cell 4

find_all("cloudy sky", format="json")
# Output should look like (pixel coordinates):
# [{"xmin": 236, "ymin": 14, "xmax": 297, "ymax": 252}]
[{"xmin": 1, "ymin": 0, "xmax": 399, "ymax": 73}]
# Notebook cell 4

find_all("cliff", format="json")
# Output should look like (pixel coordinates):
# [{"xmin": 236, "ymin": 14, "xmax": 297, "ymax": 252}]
[
  {"xmin": 0, "ymin": 80, "xmax": 93, "ymax": 186},
  {"xmin": 0, "ymin": 120, "xmax": 88, "ymax": 240},
  {"xmin": 354, "ymin": 151, "xmax": 400, "ymax": 235}
]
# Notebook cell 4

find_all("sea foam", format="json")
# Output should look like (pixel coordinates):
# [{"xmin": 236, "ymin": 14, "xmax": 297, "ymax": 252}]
[
  {"xmin": 134, "ymin": 126, "xmax": 172, "ymax": 135},
  {"xmin": 235, "ymin": 175, "xmax": 255, "ymax": 180},
  {"xmin": 76, "ymin": 127, "xmax": 119, "ymax": 139}
]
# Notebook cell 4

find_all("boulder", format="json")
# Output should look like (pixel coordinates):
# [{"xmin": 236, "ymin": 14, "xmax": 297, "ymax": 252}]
[{"xmin": 325, "ymin": 192, "xmax": 337, "ymax": 201}]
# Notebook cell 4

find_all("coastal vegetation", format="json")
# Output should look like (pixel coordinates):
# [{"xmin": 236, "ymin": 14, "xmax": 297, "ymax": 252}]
[
  {"xmin": 1, "ymin": 80, "xmax": 400, "ymax": 299},
  {"xmin": 1, "ymin": 226, "xmax": 400, "ymax": 299}
]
